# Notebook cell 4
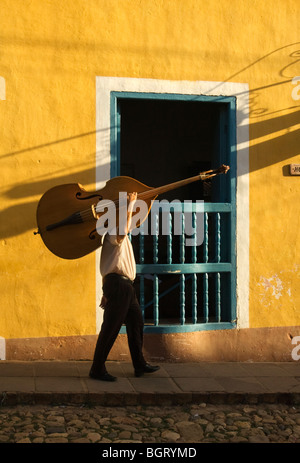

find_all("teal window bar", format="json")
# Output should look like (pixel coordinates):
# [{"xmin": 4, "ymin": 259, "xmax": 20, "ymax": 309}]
[{"xmin": 127, "ymin": 203, "xmax": 235, "ymax": 333}]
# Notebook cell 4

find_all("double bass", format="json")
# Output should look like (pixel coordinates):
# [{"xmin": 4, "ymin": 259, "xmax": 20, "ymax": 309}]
[{"xmin": 35, "ymin": 165, "xmax": 229, "ymax": 259}]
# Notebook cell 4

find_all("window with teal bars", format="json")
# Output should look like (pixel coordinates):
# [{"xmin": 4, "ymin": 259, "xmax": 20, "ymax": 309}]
[{"xmin": 110, "ymin": 93, "xmax": 237, "ymax": 333}]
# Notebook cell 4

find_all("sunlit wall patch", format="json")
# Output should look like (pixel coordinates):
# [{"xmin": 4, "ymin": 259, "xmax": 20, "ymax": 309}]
[{"xmin": 0, "ymin": 77, "xmax": 5, "ymax": 100}]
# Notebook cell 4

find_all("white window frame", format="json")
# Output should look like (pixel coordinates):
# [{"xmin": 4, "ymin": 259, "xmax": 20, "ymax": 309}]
[{"xmin": 95, "ymin": 77, "xmax": 249, "ymax": 332}]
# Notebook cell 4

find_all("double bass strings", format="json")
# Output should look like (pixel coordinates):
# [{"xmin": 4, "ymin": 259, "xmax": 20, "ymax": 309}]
[
  {"xmin": 75, "ymin": 185, "xmax": 181, "ymax": 222},
  {"xmin": 75, "ymin": 189, "xmax": 154, "ymax": 222}
]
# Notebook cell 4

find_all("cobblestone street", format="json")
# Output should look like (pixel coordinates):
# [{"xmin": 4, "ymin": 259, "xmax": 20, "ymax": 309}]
[
  {"xmin": 0, "ymin": 402, "xmax": 300, "ymax": 444},
  {"xmin": 1, "ymin": 361, "xmax": 300, "ymax": 445}
]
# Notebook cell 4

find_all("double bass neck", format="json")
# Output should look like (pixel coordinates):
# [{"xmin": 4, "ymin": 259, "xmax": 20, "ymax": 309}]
[{"xmin": 137, "ymin": 164, "xmax": 230, "ymax": 201}]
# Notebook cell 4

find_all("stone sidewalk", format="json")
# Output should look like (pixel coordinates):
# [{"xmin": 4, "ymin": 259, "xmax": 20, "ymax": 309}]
[{"xmin": 0, "ymin": 360, "xmax": 300, "ymax": 406}]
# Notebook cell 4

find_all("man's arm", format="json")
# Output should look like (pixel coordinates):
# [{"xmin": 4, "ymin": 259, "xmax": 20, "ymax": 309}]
[{"xmin": 116, "ymin": 191, "xmax": 137, "ymax": 243}]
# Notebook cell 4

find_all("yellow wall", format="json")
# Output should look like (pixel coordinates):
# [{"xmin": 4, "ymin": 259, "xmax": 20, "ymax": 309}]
[{"xmin": 0, "ymin": 0, "xmax": 299, "ymax": 340}]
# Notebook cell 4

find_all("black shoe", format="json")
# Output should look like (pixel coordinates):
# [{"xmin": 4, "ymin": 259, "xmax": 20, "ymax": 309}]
[
  {"xmin": 89, "ymin": 371, "xmax": 117, "ymax": 382},
  {"xmin": 135, "ymin": 363, "xmax": 160, "ymax": 377}
]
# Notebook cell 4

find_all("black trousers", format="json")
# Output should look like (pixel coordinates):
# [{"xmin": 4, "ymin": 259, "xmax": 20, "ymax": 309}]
[{"xmin": 91, "ymin": 273, "xmax": 146, "ymax": 375}]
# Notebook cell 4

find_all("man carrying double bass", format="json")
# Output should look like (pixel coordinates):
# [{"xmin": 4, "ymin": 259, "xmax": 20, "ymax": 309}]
[{"xmin": 89, "ymin": 192, "xmax": 160, "ymax": 381}]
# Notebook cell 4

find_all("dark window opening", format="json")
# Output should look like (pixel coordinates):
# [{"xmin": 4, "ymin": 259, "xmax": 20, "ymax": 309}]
[{"xmin": 118, "ymin": 97, "xmax": 233, "ymax": 327}]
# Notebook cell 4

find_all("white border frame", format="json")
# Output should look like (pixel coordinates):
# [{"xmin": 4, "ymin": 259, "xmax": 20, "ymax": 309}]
[
  {"xmin": 0, "ymin": 337, "xmax": 6, "ymax": 360},
  {"xmin": 95, "ymin": 77, "xmax": 249, "ymax": 331}
]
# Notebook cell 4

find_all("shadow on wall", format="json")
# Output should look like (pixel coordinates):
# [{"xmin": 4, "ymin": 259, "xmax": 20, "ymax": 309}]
[
  {"xmin": 0, "ymin": 128, "xmax": 110, "ymax": 240},
  {"xmin": 0, "ymin": 43, "xmax": 299, "ymax": 241}
]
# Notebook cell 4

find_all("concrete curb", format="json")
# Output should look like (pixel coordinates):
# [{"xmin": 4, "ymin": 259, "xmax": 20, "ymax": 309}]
[{"xmin": 1, "ymin": 391, "xmax": 300, "ymax": 407}]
